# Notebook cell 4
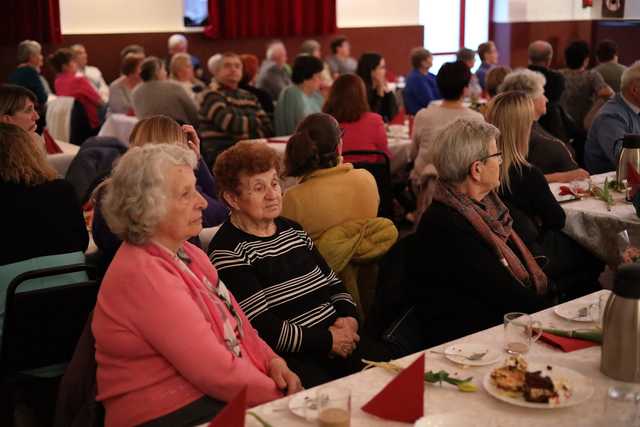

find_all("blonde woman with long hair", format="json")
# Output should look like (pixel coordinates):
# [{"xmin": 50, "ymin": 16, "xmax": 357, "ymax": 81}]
[
  {"xmin": 0, "ymin": 123, "xmax": 88, "ymax": 265},
  {"xmin": 486, "ymin": 91, "xmax": 603, "ymax": 302},
  {"xmin": 92, "ymin": 115, "xmax": 228, "ymax": 264}
]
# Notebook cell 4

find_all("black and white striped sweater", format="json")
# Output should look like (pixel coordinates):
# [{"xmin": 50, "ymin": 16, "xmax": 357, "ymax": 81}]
[{"xmin": 208, "ymin": 217, "xmax": 357, "ymax": 355}]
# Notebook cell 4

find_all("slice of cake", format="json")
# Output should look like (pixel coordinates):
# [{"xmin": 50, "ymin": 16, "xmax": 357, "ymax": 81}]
[
  {"xmin": 523, "ymin": 371, "xmax": 558, "ymax": 403},
  {"xmin": 491, "ymin": 356, "xmax": 527, "ymax": 392}
]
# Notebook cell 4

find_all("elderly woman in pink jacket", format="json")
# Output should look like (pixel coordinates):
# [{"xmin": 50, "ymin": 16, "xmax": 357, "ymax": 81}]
[{"xmin": 92, "ymin": 143, "xmax": 301, "ymax": 427}]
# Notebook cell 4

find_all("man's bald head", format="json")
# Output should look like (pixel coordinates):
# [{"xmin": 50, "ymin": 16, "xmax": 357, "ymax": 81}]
[{"xmin": 528, "ymin": 40, "xmax": 553, "ymax": 67}]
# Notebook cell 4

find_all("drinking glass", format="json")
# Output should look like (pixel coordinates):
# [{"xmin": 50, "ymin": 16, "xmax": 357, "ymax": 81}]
[
  {"xmin": 316, "ymin": 386, "xmax": 351, "ymax": 427},
  {"xmin": 604, "ymin": 385, "xmax": 640, "ymax": 426},
  {"xmin": 504, "ymin": 312, "xmax": 542, "ymax": 355}
]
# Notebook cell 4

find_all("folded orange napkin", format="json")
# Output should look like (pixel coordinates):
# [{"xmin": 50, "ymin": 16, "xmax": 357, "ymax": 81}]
[
  {"xmin": 362, "ymin": 353, "xmax": 424, "ymax": 423},
  {"xmin": 540, "ymin": 332, "xmax": 598, "ymax": 352},
  {"xmin": 208, "ymin": 386, "xmax": 246, "ymax": 427}
]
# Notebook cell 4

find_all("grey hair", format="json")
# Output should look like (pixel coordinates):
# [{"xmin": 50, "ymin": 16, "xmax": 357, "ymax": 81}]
[
  {"xmin": 498, "ymin": 68, "xmax": 546, "ymax": 98},
  {"xmin": 431, "ymin": 118, "xmax": 501, "ymax": 184},
  {"xmin": 528, "ymin": 41, "xmax": 553, "ymax": 64},
  {"xmin": 266, "ymin": 41, "xmax": 285, "ymax": 60},
  {"xmin": 17, "ymin": 40, "xmax": 41, "ymax": 63},
  {"xmin": 168, "ymin": 34, "xmax": 187, "ymax": 49},
  {"xmin": 300, "ymin": 39, "xmax": 320, "ymax": 56},
  {"xmin": 207, "ymin": 53, "xmax": 223, "ymax": 75},
  {"xmin": 102, "ymin": 144, "xmax": 197, "ymax": 245},
  {"xmin": 621, "ymin": 60, "xmax": 640, "ymax": 91}
]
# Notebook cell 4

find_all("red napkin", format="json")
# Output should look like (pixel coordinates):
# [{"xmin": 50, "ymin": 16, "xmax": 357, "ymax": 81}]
[
  {"xmin": 627, "ymin": 161, "xmax": 640, "ymax": 198},
  {"xmin": 207, "ymin": 386, "xmax": 246, "ymax": 427},
  {"xmin": 540, "ymin": 332, "xmax": 598, "ymax": 352},
  {"xmin": 43, "ymin": 129, "xmax": 63, "ymax": 154},
  {"xmin": 362, "ymin": 353, "xmax": 425, "ymax": 423}
]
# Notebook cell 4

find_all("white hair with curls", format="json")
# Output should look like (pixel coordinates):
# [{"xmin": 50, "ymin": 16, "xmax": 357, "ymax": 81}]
[
  {"xmin": 621, "ymin": 60, "xmax": 640, "ymax": 92},
  {"xmin": 102, "ymin": 143, "xmax": 197, "ymax": 245},
  {"xmin": 498, "ymin": 68, "xmax": 546, "ymax": 99}
]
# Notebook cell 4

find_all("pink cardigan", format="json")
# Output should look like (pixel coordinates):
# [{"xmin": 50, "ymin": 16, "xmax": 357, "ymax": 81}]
[
  {"xmin": 92, "ymin": 241, "xmax": 282, "ymax": 427},
  {"xmin": 340, "ymin": 112, "xmax": 392, "ymax": 164}
]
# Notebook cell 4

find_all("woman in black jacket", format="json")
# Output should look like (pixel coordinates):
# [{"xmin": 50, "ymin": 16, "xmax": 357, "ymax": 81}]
[
  {"xmin": 408, "ymin": 118, "xmax": 548, "ymax": 347},
  {"xmin": 486, "ymin": 91, "xmax": 603, "ymax": 302},
  {"xmin": 0, "ymin": 123, "xmax": 88, "ymax": 265},
  {"xmin": 356, "ymin": 53, "xmax": 398, "ymax": 122}
]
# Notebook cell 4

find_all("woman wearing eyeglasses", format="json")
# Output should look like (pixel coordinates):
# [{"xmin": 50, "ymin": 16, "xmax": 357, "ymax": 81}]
[
  {"xmin": 486, "ymin": 91, "xmax": 603, "ymax": 302},
  {"xmin": 407, "ymin": 117, "xmax": 548, "ymax": 347}
]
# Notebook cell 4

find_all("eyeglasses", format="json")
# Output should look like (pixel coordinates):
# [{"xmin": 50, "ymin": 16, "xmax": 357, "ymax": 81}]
[
  {"xmin": 478, "ymin": 151, "xmax": 502, "ymax": 162},
  {"xmin": 469, "ymin": 151, "xmax": 502, "ymax": 171},
  {"xmin": 338, "ymin": 127, "xmax": 345, "ymax": 138}
]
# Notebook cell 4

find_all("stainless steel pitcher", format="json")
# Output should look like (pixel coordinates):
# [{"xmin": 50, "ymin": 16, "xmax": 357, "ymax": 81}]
[
  {"xmin": 616, "ymin": 134, "xmax": 640, "ymax": 185},
  {"xmin": 601, "ymin": 263, "xmax": 640, "ymax": 382}
]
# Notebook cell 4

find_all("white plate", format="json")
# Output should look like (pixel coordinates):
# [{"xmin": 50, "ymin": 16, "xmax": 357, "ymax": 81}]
[
  {"xmin": 554, "ymin": 302, "xmax": 596, "ymax": 323},
  {"xmin": 415, "ymin": 412, "xmax": 483, "ymax": 426},
  {"xmin": 442, "ymin": 343, "xmax": 501, "ymax": 366},
  {"xmin": 288, "ymin": 390, "xmax": 317, "ymax": 419},
  {"xmin": 483, "ymin": 362, "xmax": 594, "ymax": 409},
  {"xmin": 548, "ymin": 183, "xmax": 581, "ymax": 203}
]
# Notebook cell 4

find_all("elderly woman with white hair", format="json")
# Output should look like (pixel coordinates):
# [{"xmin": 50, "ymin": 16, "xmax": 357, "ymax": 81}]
[
  {"xmin": 169, "ymin": 52, "xmax": 206, "ymax": 102},
  {"xmin": 92, "ymin": 143, "xmax": 301, "ymax": 427},
  {"xmin": 407, "ymin": 118, "xmax": 548, "ymax": 347},
  {"xmin": 499, "ymin": 69, "xmax": 589, "ymax": 183}
]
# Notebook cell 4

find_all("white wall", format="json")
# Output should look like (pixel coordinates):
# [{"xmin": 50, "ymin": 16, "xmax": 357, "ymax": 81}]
[
  {"xmin": 60, "ymin": 0, "xmax": 421, "ymax": 34},
  {"xmin": 337, "ymin": 0, "xmax": 420, "ymax": 28},
  {"xmin": 494, "ymin": 0, "xmax": 640, "ymax": 23},
  {"xmin": 60, "ymin": 0, "xmax": 191, "ymax": 34}
]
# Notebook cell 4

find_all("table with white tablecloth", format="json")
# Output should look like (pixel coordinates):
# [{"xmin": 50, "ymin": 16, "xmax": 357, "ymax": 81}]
[
  {"xmin": 242, "ymin": 290, "xmax": 624, "ymax": 427},
  {"xmin": 551, "ymin": 172, "xmax": 640, "ymax": 265}
]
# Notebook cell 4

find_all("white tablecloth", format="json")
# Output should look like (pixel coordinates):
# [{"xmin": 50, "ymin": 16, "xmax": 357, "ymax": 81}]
[
  {"xmin": 98, "ymin": 113, "xmax": 139, "ymax": 144},
  {"xmin": 552, "ymin": 172, "xmax": 640, "ymax": 265},
  {"xmin": 47, "ymin": 140, "xmax": 79, "ymax": 177},
  {"xmin": 246, "ymin": 290, "xmax": 628, "ymax": 426}
]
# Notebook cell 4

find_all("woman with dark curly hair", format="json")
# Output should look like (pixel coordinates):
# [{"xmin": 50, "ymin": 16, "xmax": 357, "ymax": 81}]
[
  {"xmin": 208, "ymin": 139, "xmax": 362, "ymax": 388},
  {"xmin": 274, "ymin": 55, "xmax": 324, "ymax": 135},
  {"xmin": 356, "ymin": 52, "xmax": 398, "ymax": 122}
]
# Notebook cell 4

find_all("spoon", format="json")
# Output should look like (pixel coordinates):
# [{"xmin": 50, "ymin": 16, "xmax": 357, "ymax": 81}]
[
  {"xmin": 572, "ymin": 306, "xmax": 589, "ymax": 320},
  {"xmin": 430, "ymin": 350, "xmax": 488, "ymax": 361}
]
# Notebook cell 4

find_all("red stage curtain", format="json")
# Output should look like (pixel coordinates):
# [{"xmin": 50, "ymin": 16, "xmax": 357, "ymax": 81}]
[
  {"xmin": 1, "ymin": 0, "xmax": 62, "ymax": 44},
  {"xmin": 205, "ymin": 0, "xmax": 336, "ymax": 39}
]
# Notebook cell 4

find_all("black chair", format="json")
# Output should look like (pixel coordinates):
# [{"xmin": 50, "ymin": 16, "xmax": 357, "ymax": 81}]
[
  {"xmin": 366, "ymin": 233, "xmax": 426, "ymax": 358},
  {"xmin": 1, "ymin": 264, "xmax": 99, "ymax": 424},
  {"xmin": 69, "ymin": 101, "xmax": 99, "ymax": 147},
  {"xmin": 342, "ymin": 149, "xmax": 394, "ymax": 219}
]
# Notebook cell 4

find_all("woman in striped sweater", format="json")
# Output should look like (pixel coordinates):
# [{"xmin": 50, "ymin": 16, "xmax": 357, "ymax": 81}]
[{"xmin": 209, "ymin": 140, "xmax": 361, "ymax": 388}]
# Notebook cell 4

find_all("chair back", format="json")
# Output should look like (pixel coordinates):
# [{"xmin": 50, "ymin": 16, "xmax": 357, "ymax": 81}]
[
  {"xmin": 342, "ymin": 149, "xmax": 394, "ymax": 219},
  {"xmin": 1, "ymin": 264, "xmax": 98, "ymax": 378},
  {"xmin": 70, "ymin": 100, "xmax": 99, "ymax": 146},
  {"xmin": 46, "ymin": 96, "xmax": 75, "ymax": 142},
  {"xmin": 97, "ymin": 114, "xmax": 139, "ymax": 144},
  {"xmin": 65, "ymin": 137, "xmax": 128, "ymax": 204}
]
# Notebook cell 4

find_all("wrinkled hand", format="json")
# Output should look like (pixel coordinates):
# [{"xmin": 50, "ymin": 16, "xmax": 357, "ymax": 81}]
[
  {"xmin": 269, "ymin": 357, "xmax": 303, "ymax": 395},
  {"xmin": 181, "ymin": 124, "xmax": 200, "ymax": 159},
  {"xmin": 569, "ymin": 168, "xmax": 590, "ymax": 181},
  {"xmin": 329, "ymin": 325, "xmax": 360, "ymax": 358},
  {"xmin": 333, "ymin": 317, "xmax": 359, "ymax": 334}
]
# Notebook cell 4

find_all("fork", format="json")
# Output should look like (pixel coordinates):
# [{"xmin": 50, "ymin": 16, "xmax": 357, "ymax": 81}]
[{"xmin": 429, "ymin": 350, "xmax": 488, "ymax": 361}]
